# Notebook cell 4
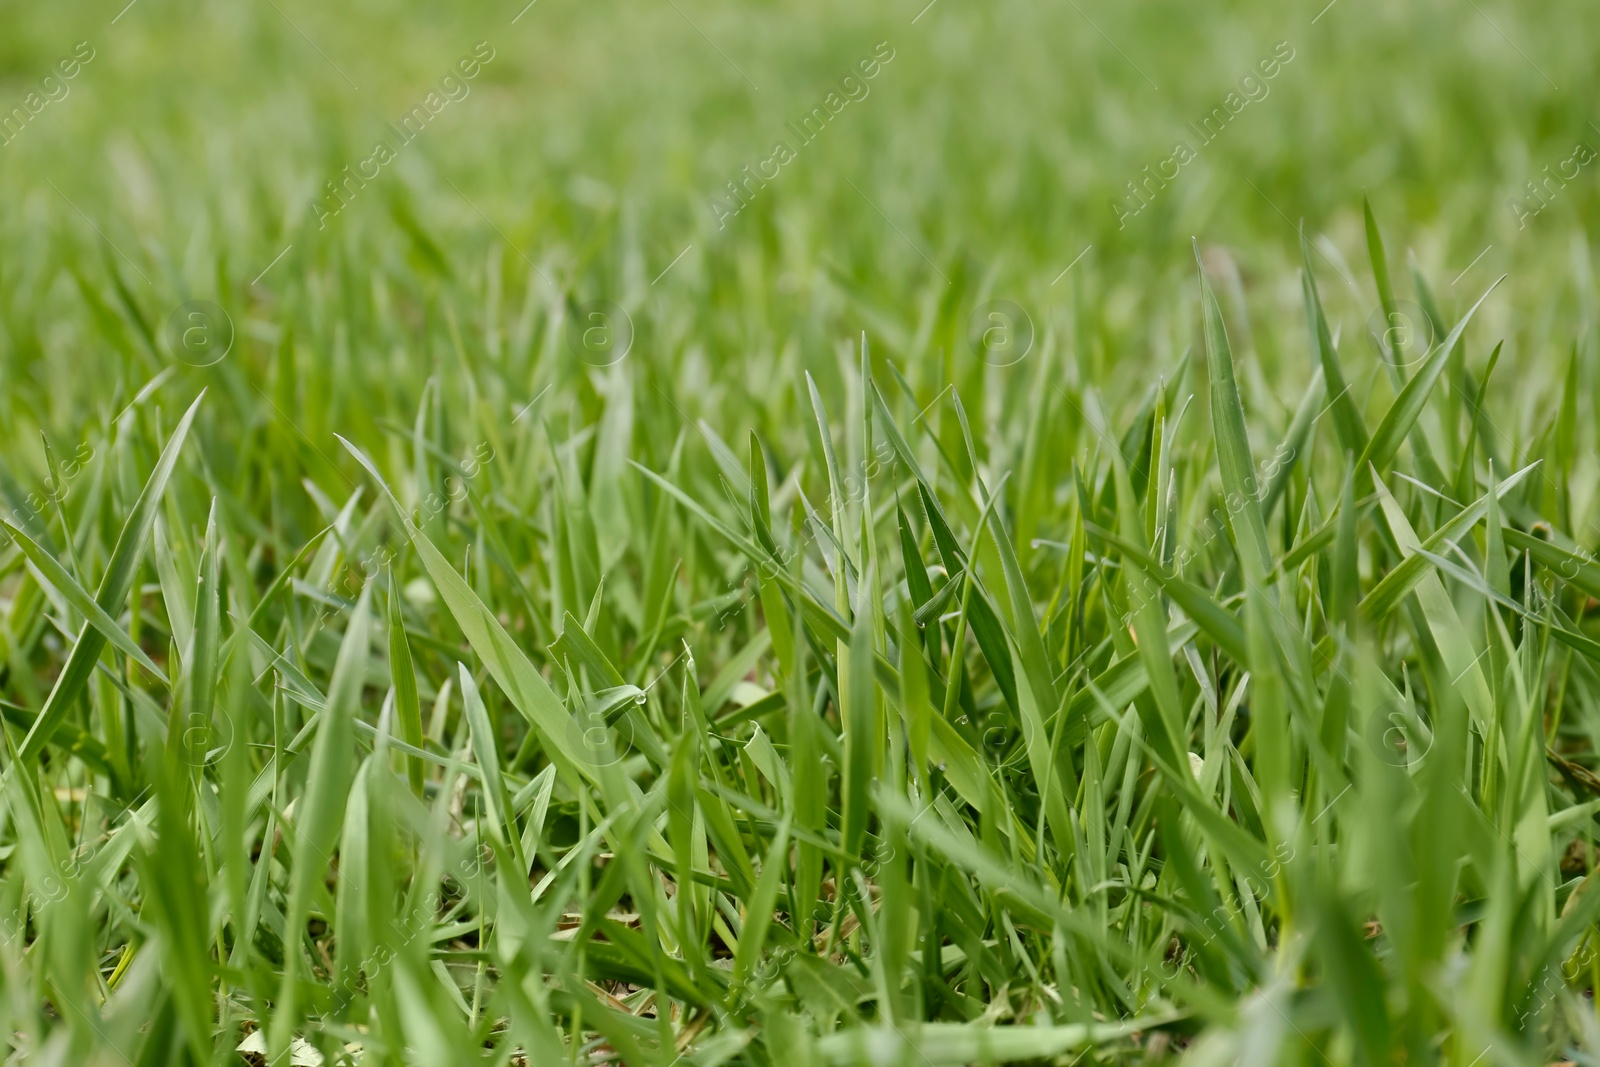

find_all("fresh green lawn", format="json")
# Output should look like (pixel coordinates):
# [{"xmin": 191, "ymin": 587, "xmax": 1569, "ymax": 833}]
[{"xmin": 2, "ymin": 0, "xmax": 1599, "ymax": 1063}]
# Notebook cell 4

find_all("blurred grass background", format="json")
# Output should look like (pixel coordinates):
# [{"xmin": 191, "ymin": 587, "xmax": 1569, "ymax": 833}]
[{"xmin": 1, "ymin": 0, "xmax": 1595, "ymax": 454}]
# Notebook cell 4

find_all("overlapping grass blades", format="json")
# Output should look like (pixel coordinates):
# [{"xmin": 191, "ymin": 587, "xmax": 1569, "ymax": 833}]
[{"xmin": 3, "ymin": 216, "xmax": 1600, "ymax": 1067}]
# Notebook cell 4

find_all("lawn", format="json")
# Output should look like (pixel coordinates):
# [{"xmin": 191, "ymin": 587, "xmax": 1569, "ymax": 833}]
[{"xmin": 2, "ymin": 0, "xmax": 1599, "ymax": 1063}]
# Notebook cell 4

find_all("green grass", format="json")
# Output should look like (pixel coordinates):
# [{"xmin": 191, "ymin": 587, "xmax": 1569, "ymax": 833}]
[{"xmin": 3, "ymin": 0, "xmax": 1600, "ymax": 1063}]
